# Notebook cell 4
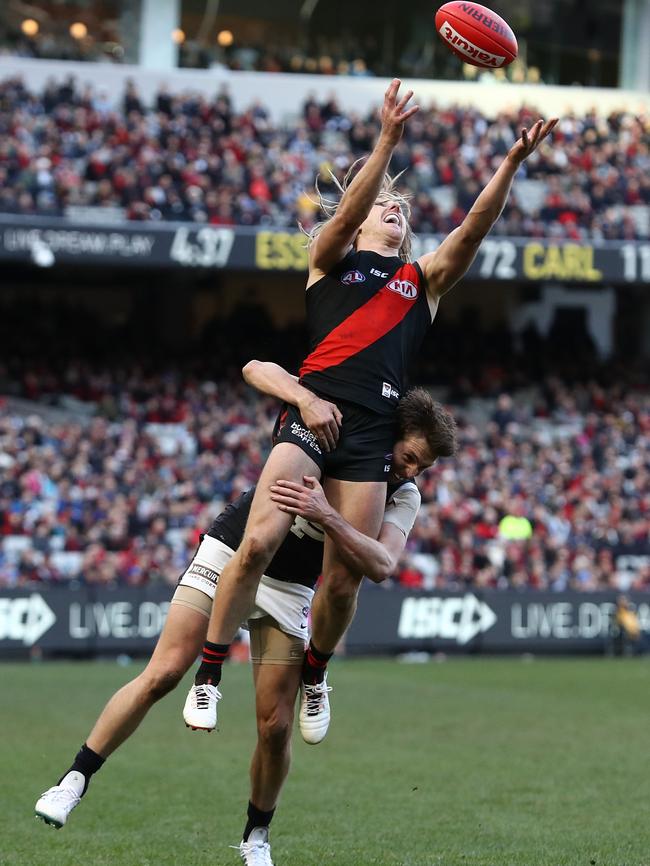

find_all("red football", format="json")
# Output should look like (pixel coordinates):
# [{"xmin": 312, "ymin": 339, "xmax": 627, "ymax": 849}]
[{"xmin": 435, "ymin": 2, "xmax": 518, "ymax": 69}]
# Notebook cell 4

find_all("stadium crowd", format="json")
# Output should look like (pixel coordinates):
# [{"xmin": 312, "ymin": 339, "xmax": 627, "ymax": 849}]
[
  {"xmin": 1, "ymin": 74, "xmax": 649, "ymax": 240},
  {"xmin": 1, "ymin": 356, "xmax": 648, "ymax": 593}
]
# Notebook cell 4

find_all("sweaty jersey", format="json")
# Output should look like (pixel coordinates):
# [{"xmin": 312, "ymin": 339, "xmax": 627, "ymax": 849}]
[
  {"xmin": 206, "ymin": 480, "xmax": 421, "ymax": 589},
  {"xmin": 299, "ymin": 250, "xmax": 432, "ymax": 415}
]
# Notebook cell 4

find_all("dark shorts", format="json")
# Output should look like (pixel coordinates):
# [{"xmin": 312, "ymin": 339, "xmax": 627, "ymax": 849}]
[{"xmin": 272, "ymin": 396, "xmax": 396, "ymax": 482}]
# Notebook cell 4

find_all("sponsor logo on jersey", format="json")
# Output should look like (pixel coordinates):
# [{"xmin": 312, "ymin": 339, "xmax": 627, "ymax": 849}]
[
  {"xmin": 370, "ymin": 267, "xmax": 389, "ymax": 278},
  {"xmin": 386, "ymin": 277, "xmax": 418, "ymax": 299},
  {"xmin": 438, "ymin": 20, "xmax": 506, "ymax": 67},
  {"xmin": 184, "ymin": 562, "xmax": 219, "ymax": 588},
  {"xmin": 397, "ymin": 593, "xmax": 497, "ymax": 645},
  {"xmin": 382, "ymin": 382, "xmax": 400, "ymax": 400},
  {"xmin": 341, "ymin": 269, "xmax": 365, "ymax": 285},
  {"xmin": 0, "ymin": 593, "xmax": 56, "ymax": 645},
  {"xmin": 290, "ymin": 421, "xmax": 322, "ymax": 454}
]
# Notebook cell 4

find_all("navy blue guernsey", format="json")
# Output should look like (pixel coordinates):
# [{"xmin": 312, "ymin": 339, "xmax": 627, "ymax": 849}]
[
  {"xmin": 299, "ymin": 250, "xmax": 432, "ymax": 415},
  {"xmin": 206, "ymin": 480, "xmax": 415, "ymax": 588}
]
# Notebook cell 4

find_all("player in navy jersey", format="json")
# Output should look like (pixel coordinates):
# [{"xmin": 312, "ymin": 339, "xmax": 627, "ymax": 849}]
[
  {"xmin": 35, "ymin": 369, "xmax": 457, "ymax": 866},
  {"xmin": 189, "ymin": 79, "xmax": 558, "ymax": 729}
]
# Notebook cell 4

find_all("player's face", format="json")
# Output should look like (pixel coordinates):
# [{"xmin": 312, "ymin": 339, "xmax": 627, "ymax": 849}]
[
  {"xmin": 390, "ymin": 434, "xmax": 436, "ymax": 481},
  {"xmin": 359, "ymin": 198, "xmax": 406, "ymax": 249}
]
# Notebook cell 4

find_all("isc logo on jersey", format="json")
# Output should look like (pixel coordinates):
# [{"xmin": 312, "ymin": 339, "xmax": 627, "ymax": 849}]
[
  {"xmin": 386, "ymin": 278, "xmax": 418, "ymax": 299},
  {"xmin": 341, "ymin": 269, "xmax": 365, "ymax": 285}
]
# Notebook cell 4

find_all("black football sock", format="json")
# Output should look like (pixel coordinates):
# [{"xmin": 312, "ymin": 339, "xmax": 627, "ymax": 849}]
[
  {"xmin": 58, "ymin": 743, "xmax": 105, "ymax": 796},
  {"xmin": 243, "ymin": 800, "xmax": 275, "ymax": 842},
  {"xmin": 302, "ymin": 641, "xmax": 333, "ymax": 685},
  {"xmin": 194, "ymin": 641, "xmax": 230, "ymax": 686}
]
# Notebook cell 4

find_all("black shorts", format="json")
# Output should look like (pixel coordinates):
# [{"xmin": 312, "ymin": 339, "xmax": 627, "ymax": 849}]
[{"xmin": 272, "ymin": 396, "xmax": 396, "ymax": 482}]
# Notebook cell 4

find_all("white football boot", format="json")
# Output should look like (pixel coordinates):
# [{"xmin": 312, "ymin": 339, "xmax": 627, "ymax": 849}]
[
  {"xmin": 299, "ymin": 674, "xmax": 332, "ymax": 744},
  {"xmin": 183, "ymin": 682, "xmax": 221, "ymax": 731},
  {"xmin": 35, "ymin": 771, "xmax": 84, "ymax": 828},
  {"xmin": 237, "ymin": 827, "xmax": 275, "ymax": 866}
]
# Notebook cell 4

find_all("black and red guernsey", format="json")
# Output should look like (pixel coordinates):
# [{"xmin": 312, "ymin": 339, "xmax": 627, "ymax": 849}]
[{"xmin": 299, "ymin": 250, "xmax": 432, "ymax": 415}]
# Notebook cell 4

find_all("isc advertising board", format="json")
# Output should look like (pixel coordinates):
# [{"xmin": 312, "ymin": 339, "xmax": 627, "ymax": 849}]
[
  {"xmin": 345, "ymin": 588, "xmax": 650, "ymax": 655},
  {"xmin": 1, "ymin": 586, "xmax": 648, "ymax": 657}
]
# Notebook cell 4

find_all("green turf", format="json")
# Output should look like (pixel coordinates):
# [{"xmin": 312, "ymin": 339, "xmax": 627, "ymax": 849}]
[{"xmin": 2, "ymin": 657, "xmax": 649, "ymax": 866}]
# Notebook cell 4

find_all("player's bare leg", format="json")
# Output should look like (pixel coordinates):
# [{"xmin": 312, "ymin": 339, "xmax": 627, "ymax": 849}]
[
  {"xmin": 35, "ymin": 603, "xmax": 207, "ymax": 828},
  {"xmin": 186, "ymin": 445, "xmax": 319, "ymax": 733},
  {"xmin": 249, "ymin": 659, "xmax": 301, "ymax": 809},
  {"xmin": 237, "ymin": 624, "xmax": 302, "ymax": 866},
  {"xmin": 204, "ymin": 446, "xmax": 319, "ymax": 647},
  {"xmin": 300, "ymin": 478, "xmax": 385, "ymax": 744},
  {"xmin": 309, "ymin": 478, "xmax": 384, "ymax": 655},
  {"xmin": 87, "ymin": 604, "xmax": 206, "ymax": 755}
]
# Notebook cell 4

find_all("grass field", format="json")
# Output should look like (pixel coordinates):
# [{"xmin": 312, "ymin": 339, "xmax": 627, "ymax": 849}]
[{"xmin": 2, "ymin": 657, "xmax": 649, "ymax": 866}]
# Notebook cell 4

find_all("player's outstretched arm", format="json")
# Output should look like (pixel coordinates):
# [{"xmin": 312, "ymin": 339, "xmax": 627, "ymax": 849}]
[
  {"xmin": 308, "ymin": 79, "xmax": 419, "ymax": 279},
  {"xmin": 270, "ymin": 476, "xmax": 410, "ymax": 582},
  {"xmin": 242, "ymin": 359, "xmax": 342, "ymax": 451},
  {"xmin": 418, "ymin": 117, "xmax": 559, "ymax": 302}
]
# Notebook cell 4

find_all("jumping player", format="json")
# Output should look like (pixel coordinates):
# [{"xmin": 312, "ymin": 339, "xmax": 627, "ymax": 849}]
[
  {"xmin": 35, "ymin": 373, "xmax": 457, "ymax": 866},
  {"xmin": 187, "ymin": 79, "xmax": 558, "ymax": 733}
]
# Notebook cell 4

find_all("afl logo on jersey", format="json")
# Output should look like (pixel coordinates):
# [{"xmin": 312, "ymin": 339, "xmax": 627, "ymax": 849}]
[
  {"xmin": 387, "ymin": 278, "xmax": 418, "ymax": 299},
  {"xmin": 341, "ymin": 269, "xmax": 366, "ymax": 285}
]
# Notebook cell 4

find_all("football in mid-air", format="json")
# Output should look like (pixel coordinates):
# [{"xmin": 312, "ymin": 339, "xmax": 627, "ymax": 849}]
[{"xmin": 435, "ymin": 2, "xmax": 518, "ymax": 69}]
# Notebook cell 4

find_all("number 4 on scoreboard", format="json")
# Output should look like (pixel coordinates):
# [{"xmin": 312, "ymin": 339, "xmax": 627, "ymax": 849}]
[{"xmin": 170, "ymin": 227, "xmax": 235, "ymax": 268}]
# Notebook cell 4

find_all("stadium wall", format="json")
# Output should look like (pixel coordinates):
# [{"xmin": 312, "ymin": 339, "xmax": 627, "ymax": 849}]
[
  {"xmin": 2, "ymin": 57, "xmax": 650, "ymax": 120},
  {"xmin": 1, "ymin": 586, "xmax": 648, "ymax": 659}
]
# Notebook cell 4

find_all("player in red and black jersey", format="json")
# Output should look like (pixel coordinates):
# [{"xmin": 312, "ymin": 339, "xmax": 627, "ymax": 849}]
[
  {"xmin": 190, "ymin": 79, "xmax": 558, "ymax": 727},
  {"xmin": 35, "ymin": 373, "xmax": 457, "ymax": 866}
]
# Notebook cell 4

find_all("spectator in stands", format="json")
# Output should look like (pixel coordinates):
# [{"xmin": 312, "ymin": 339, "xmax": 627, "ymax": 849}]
[
  {"xmin": 1, "ymin": 75, "xmax": 649, "ymax": 240},
  {"xmin": 1, "ymin": 351, "xmax": 648, "ymax": 592}
]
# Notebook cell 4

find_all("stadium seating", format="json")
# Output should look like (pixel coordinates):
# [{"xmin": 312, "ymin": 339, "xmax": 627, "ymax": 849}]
[
  {"xmin": 1, "ymin": 356, "xmax": 647, "ymax": 592},
  {"xmin": 1, "ymin": 74, "xmax": 649, "ymax": 240}
]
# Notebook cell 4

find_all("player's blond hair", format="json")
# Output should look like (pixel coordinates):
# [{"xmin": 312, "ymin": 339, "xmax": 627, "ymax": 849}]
[{"xmin": 304, "ymin": 160, "xmax": 414, "ymax": 262}]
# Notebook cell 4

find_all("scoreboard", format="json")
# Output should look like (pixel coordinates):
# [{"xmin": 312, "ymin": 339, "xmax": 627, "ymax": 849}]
[{"xmin": 1, "ymin": 214, "xmax": 648, "ymax": 284}]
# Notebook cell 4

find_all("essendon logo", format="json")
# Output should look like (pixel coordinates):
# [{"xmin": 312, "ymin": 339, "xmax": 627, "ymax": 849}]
[
  {"xmin": 386, "ymin": 278, "xmax": 418, "ymax": 299},
  {"xmin": 341, "ymin": 269, "xmax": 365, "ymax": 285},
  {"xmin": 438, "ymin": 20, "xmax": 505, "ymax": 67}
]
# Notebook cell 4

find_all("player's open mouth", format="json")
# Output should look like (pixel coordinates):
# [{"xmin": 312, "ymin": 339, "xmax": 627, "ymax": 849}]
[{"xmin": 383, "ymin": 213, "xmax": 401, "ymax": 228}]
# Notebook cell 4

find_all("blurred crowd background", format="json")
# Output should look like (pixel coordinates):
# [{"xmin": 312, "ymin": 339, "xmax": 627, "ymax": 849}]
[
  {"xmin": 1, "ymin": 299, "xmax": 647, "ymax": 594},
  {"xmin": 1, "ymin": 75, "xmax": 649, "ymax": 241}
]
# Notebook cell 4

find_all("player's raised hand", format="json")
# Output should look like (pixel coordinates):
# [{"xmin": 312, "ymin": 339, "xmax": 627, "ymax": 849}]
[
  {"xmin": 297, "ymin": 392, "xmax": 342, "ymax": 452},
  {"xmin": 380, "ymin": 79, "xmax": 419, "ymax": 145},
  {"xmin": 270, "ymin": 476, "xmax": 333, "ymax": 523},
  {"xmin": 508, "ymin": 117, "xmax": 559, "ymax": 166}
]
